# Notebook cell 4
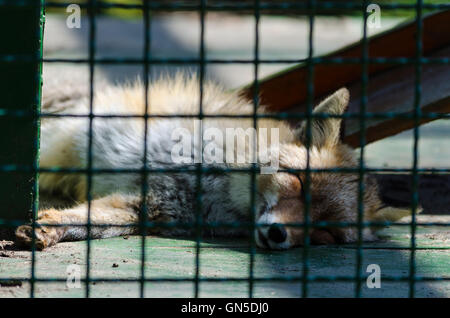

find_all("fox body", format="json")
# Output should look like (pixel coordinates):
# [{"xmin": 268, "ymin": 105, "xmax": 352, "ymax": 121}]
[{"xmin": 16, "ymin": 74, "xmax": 412, "ymax": 250}]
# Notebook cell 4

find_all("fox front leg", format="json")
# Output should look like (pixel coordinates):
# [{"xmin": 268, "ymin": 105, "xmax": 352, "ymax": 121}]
[{"xmin": 16, "ymin": 194, "xmax": 142, "ymax": 250}]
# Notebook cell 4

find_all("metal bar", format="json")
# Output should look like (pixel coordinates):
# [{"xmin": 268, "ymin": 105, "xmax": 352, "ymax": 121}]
[
  {"xmin": 409, "ymin": 0, "xmax": 423, "ymax": 298},
  {"xmin": 84, "ymin": 0, "xmax": 97, "ymax": 298},
  {"xmin": 355, "ymin": 0, "xmax": 369, "ymax": 298},
  {"xmin": 2, "ymin": 56, "xmax": 450, "ymax": 64},
  {"xmin": 1, "ymin": 276, "xmax": 449, "ymax": 283},
  {"xmin": 139, "ymin": 0, "xmax": 151, "ymax": 298},
  {"xmin": 35, "ymin": 1, "xmax": 450, "ymax": 11},
  {"xmin": 0, "ymin": 1, "xmax": 43, "ymax": 224},
  {"xmin": 301, "ymin": 0, "xmax": 316, "ymax": 298},
  {"xmin": 1, "ymin": 110, "xmax": 449, "ymax": 120},
  {"xmin": 0, "ymin": 0, "xmax": 44, "ymax": 297},
  {"xmin": 2, "ymin": 165, "xmax": 450, "ymax": 174},
  {"xmin": 193, "ymin": 0, "xmax": 207, "ymax": 298},
  {"xmin": 248, "ymin": 0, "xmax": 261, "ymax": 298},
  {"xmin": 3, "ymin": 220, "xmax": 450, "ymax": 229}
]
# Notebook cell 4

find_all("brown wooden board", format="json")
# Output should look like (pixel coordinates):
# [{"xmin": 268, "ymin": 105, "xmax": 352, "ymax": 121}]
[
  {"xmin": 343, "ymin": 46, "xmax": 450, "ymax": 146},
  {"xmin": 242, "ymin": 10, "xmax": 450, "ymax": 147}
]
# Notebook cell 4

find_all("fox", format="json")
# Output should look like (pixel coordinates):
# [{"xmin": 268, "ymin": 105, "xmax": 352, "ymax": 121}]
[{"xmin": 15, "ymin": 73, "xmax": 414, "ymax": 250}]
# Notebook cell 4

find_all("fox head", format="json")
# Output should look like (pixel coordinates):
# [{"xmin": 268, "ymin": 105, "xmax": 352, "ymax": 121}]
[{"xmin": 235, "ymin": 88, "xmax": 412, "ymax": 250}]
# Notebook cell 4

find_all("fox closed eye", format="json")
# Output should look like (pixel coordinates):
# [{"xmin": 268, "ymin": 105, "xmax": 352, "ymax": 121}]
[
  {"xmin": 293, "ymin": 174, "xmax": 305, "ymax": 201},
  {"xmin": 284, "ymin": 172, "xmax": 305, "ymax": 201}
]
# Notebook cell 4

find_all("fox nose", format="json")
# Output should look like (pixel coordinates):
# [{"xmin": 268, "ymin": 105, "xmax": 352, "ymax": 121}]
[{"xmin": 268, "ymin": 224, "xmax": 287, "ymax": 243}]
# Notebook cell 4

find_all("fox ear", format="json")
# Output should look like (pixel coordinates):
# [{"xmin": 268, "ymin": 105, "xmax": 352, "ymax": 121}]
[{"xmin": 295, "ymin": 88, "xmax": 349, "ymax": 148}]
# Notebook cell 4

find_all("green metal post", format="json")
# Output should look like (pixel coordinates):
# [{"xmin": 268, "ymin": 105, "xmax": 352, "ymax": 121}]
[{"xmin": 0, "ymin": 1, "xmax": 44, "ymax": 237}]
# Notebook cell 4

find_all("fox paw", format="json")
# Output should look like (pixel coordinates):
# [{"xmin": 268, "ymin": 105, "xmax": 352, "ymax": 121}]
[{"xmin": 15, "ymin": 224, "xmax": 63, "ymax": 250}]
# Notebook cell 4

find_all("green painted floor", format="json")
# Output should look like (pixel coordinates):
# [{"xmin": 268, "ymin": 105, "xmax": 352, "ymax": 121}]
[{"xmin": 0, "ymin": 216, "xmax": 449, "ymax": 298}]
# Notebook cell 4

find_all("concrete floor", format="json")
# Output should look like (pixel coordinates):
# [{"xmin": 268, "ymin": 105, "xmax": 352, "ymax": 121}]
[{"xmin": 0, "ymin": 215, "xmax": 449, "ymax": 297}]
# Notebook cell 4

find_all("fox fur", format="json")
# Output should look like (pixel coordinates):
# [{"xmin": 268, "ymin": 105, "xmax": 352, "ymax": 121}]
[{"xmin": 15, "ymin": 74, "xmax": 415, "ymax": 250}]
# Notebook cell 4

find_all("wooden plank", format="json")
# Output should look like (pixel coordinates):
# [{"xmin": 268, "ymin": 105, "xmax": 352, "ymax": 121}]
[
  {"xmin": 0, "ymin": 2, "xmax": 43, "ymax": 230},
  {"xmin": 342, "ymin": 46, "xmax": 450, "ymax": 146},
  {"xmin": 244, "ymin": 10, "xmax": 450, "ymax": 110},
  {"xmin": 242, "ymin": 10, "xmax": 450, "ymax": 146}
]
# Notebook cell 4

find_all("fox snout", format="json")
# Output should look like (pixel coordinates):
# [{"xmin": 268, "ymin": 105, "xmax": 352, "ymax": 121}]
[
  {"xmin": 256, "ymin": 223, "xmax": 338, "ymax": 250},
  {"xmin": 255, "ymin": 214, "xmax": 341, "ymax": 250},
  {"xmin": 256, "ymin": 223, "xmax": 288, "ymax": 249},
  {"xmin": 255, "ymin": 197, "xmax": 305, "ymax": 250},
  {"xmin": 255, "ymin": 195, "xmax": 340, "ymax": 250}
]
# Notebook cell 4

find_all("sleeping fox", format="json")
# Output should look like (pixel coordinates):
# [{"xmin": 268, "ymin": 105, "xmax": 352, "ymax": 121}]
[{"xmin": 15, "ymin": 74, "xmax": 413, "ymax": 250}]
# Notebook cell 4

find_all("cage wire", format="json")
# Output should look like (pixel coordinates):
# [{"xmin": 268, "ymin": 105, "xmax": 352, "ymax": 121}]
[{"xmin": 0, "ymin": 0, "xmax": 449, "ymax": 298}]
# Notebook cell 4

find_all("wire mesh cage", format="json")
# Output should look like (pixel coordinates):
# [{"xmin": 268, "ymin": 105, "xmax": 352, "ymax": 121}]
[{"xmin": 0, "ymin": 0, "xmax": 449, "ymax": 298}]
